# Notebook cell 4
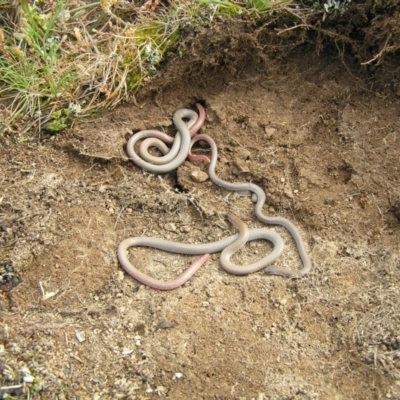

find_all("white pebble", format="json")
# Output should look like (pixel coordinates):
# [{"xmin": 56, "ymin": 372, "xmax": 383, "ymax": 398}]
[
  {"xmin": 284, "ymin": 188, "xmax": 294, "ymax": 199},
  {"xmin": 23, "ymin": 375, "xmax": 34, "ymax": 383},
  {"xmin": 164, "ymin": 223, "xmax": 176, "ymax": 232},
  {"xmin": 190, "ymin": 170, "xmax": 209, "ymax": 183},
  {"xmin": 75, "ymin": 331, "xmax": 86, "ymax": 343}
]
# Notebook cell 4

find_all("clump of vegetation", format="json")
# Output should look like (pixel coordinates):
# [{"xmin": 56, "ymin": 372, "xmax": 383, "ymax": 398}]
[{"xmin": 0, "ymin": 0, "xmax": 193, "ymax": 135}]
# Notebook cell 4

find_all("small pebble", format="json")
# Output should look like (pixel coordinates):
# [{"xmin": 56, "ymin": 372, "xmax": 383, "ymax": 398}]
[
  {"xmin": 156, "ymin": 321, "xmax": 175, "ymax": 329},
  {"xmin": 190, "ymin": 169, "xmax": 209, "ymax": 183},
  {"xmin": 164, "ymin": 223, "xmax": 176, "ymax": 232},
  {"xmin": 264, "ymin": 127, "xmax": 277, "ymax": 138},
  {"xmin": 284, "ymin": 188, "xmax": 294, "ymax": 199},
  {"xmin": 23, "ymin": 375, "xmax": 34, "ymax": 383},
  {"xmin": 75, "ymin": 331, "xmax": 86, "ymax": 343},
  {"xmin": 173, "ymin": 372, "xmax": 183, "ymax": 380},
  {"xmin": 236, "ymin": 148, "xmax": 251, "ymax": 160}
]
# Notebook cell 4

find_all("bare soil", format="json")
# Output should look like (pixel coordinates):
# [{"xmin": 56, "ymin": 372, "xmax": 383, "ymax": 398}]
[{"xmin": 1, "ymin": 19, "xmax": 400, "ymax": 400}]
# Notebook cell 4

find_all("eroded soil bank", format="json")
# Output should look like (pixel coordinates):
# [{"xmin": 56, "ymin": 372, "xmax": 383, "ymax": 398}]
[{"xmin": 1, "ymin": 18, "xmax": 400, "ymax": 400}]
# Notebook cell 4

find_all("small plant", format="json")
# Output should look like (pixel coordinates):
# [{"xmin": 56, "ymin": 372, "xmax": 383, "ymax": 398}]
[{"xmin": 47, "ymin": 107, "xmax": 71, "ymax": 132}]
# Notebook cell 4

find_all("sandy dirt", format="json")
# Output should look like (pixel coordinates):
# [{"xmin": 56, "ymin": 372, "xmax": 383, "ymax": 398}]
[{"xmin": 1, "ymin": 22, "xmax": 400, "ymax": 400}]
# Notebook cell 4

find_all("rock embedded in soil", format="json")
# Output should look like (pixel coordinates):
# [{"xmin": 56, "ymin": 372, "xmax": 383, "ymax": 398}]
[
  {"xmin": 190, "ymin": 169, "xmax": 209, "ymax": 183},
  {"xmin": 164, "ymin": 222, "xmax": 177, "ymax": 232}
]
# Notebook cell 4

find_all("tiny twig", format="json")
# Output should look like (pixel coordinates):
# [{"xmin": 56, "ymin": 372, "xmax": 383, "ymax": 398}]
[
  {"xmin": 0, "ymin": 384, "xmax": 23, "ymax": 391},
  {"xmin": 277, "ymin": 23, "xmax": 311, "ymax": 35}
]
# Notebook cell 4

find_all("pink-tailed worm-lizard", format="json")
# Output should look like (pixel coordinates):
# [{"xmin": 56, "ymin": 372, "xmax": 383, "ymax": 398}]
[{"xmin": 119, "ymin": 104, "xmax": 312, "ymax": 289}]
